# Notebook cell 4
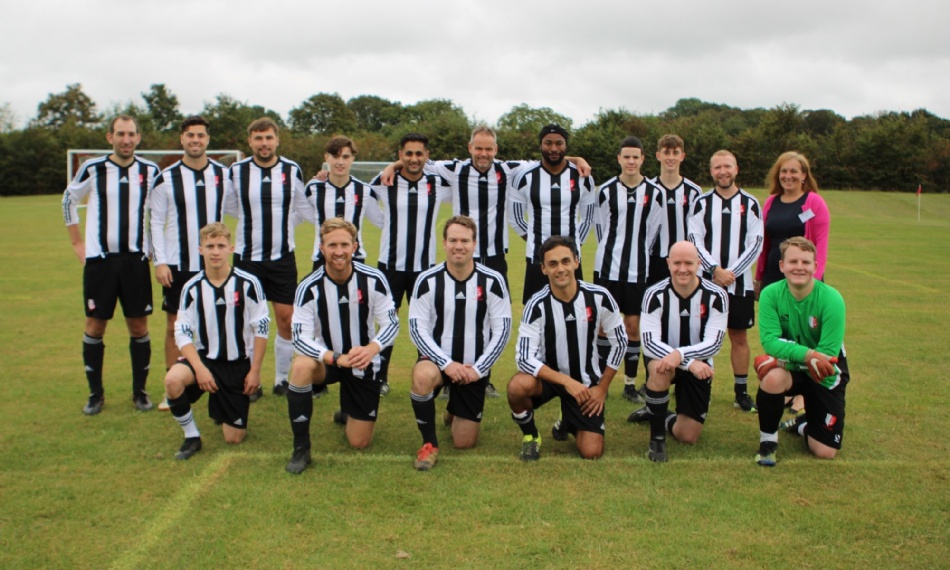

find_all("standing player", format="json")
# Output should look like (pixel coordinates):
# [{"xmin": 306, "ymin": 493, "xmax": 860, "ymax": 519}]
[
  {"xmin": 509, "ymin": 124, "xmax": 597, "ymax": 303},
  {"xmin": 163, "ymin": 223, "xmax": 270, "ymax": 459},
  {"xmin": 649, "ymin": 134, "xmax": 703, "ymax": 286},
  {"xmin": 150, "ymin": 116, "xmax": 229, "ymax": 409},
  {"xmin": 687, "ymin": 150, "xmax": 763, "ymax": 412},
  {"xmin": 369, "ymin": 133, "xmax": 452, "ymax": 396},
  {"xmin": 63, "ymin": 115, "xmax": 159, "ymax": 415},
  {"xmin": 224, "ymin": 118, "xmax": 308, "ymax": 400},
  {"xmin": 752, "ymin": 237, "xmax": 848, "ymax": 466},
  {"xmin": 284, "ymin": 219, "xmax": 400, "ymax": 474},
  {"xmin": 633, "ymin": 241, "xmax": 728, "ymax": 462},
  {"xmin": 407, "ymin": 216, "xmax": 512, "ymax": 470},
  {"xmin": 591, "ymin": 136, "xmax": 664, "ymax": 404},
  {"xmin": 507, "ymin": 236, "xmax": 626, "ymax": 461}
]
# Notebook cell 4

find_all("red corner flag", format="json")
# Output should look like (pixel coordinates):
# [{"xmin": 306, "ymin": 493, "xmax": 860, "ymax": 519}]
[{"xmin": 917, "ymin": 184, "xmax": 922, "ymax": 196}]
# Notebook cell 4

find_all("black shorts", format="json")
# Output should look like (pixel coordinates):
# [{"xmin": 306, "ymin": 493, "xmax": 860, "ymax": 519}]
[
  {"xmin": 83, "ymin": 253, "xmax": 153, "ymax": 320},
  {"xmin": 787, "ymin": 354, "xmax": 849, "ymax": 449},
  {"xmin": 475, "ymin": 254, "xmax": 509, "ymax": 290},
  {"xmin": 179, "ymin": 357, "xmax": 252, "ymax": 429},
  {"xmin": 647, "ymin": 255, "xmax": 669, "ymax": 285},
  {"xmin": 235, "ymin": 253, "xmax": 297, "ymax": 305},
  {"xmin": 531, "ymin": 381, "xmax": 605, "ymax": 436},
  {"xmin": 378, "ymin": 263, "xmax": 421, "ymax": 309},
  {"xmin": 161, "ymin": 267, "xmax": 199, "ymax": 314},
  {"xmin": 322, "ymin": 366, "xmax": 381, "ymax": 422},
  {"xmin": 593, "ymin": 275, "xmax": 645, "ymax": 316},
  {"xmin": 523, "ymin": 259, "xmax": 584, "ymax": 304},
  {"xmin": 644, "ymin": 356, "xmax": 712, "ymax": 423},
  {"xmin": 430, "ymin": 366, "xmax": 489, "ymax": 423},
  {"xmin": 727, "ymin": 293, "xmax": 755, "ymax": 330}
]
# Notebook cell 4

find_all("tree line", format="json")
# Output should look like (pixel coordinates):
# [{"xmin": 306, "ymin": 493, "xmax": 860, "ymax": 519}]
[{"xmin": 1, "ymin": 83, "xmax": 948, "ymax": 196}]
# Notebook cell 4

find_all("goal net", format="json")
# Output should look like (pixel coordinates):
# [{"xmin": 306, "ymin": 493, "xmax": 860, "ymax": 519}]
[
  {"xmin": 67, "ymin": 149, "xmax": 245, "ymax": 184},
  {"xmin": 319, "ymin": 161, "xmax": 390, "ymax": 183}
]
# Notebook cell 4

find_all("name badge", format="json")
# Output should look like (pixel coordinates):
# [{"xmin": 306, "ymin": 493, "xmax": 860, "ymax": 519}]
[{"xmin": 799, "ymin": 208, "xmax": 815, "ymax": 223}]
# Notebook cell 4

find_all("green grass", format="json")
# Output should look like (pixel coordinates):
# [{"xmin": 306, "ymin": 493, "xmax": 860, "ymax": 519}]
[{"xmin": 1, "ymin": 190, "xmax": 948, "ymax": 568}]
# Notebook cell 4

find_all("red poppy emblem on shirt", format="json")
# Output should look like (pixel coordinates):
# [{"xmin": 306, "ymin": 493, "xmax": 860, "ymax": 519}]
[
  {"xmin": 476, "ymin": 286, "xmax": 484, "ymax": 301},
  {"xmin": 585, "ymin": 306, "xmax": 593, "ymax": 321},
  {"xmin": 233, "ymin": 292, "xmax": 241, "ymax": 306}
]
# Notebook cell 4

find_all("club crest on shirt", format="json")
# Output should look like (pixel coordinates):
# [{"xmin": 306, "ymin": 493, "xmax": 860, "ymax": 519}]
[
  {"xmin": 699, "ymin": 303, "xmax": 707, "ymax": 318},
  {"xmin": 496, "ymin": 171, "xmax": 503, "ymax": 184},
  {"xmin": 281, "ymin": 173, "xmax": 287, "ymax": 184},
  {"xmin": 739, "ymin": 203, "xmax": 746, "ymax": 215},
  {"xmin": 426, "ymin": 181, "xmax": 433, "ymax": 195},
  {"xmin": 356, "ymin": 289, "xmax": 364, "ymax": 304},
  {"xmin": 682, "ymin": 194, "xmax": 688, "ymax": 206},
  {"xmin": 214, "ymin": 176, "xmax": 220, "ymax": 187},
  {"xmin": 809, "ymin": 315, "xmax": 819, "ymax": 329},
  {"xmin": 476, "ymin": 286, "xmax": 484, "ymax": 301},
  {"xmin": 585, "ymin": 306, "xmax": 593, "ymax": 321},
  {"xmin": 233, "ymin": 291, "xmax": 241, "ymax": 306},
  {"xmin": 353, "ymin": 193, "xmax": 360, "ymax": 205},
  {"xmin": 642, "ymin": 194, "xmax": 650, "ymax": 206},
  {"xmin": 139, "ymin": 174, "xmax": 145, "ymax": 185},
  {"xmin": 570, "ymin": 179, "xmax": 576, "ymax": 191}
]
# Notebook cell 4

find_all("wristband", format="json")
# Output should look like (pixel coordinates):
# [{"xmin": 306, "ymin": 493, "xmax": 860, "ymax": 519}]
[{"xmin": 331, "ymin": 351, "xmax": 342, "ymax": 366}]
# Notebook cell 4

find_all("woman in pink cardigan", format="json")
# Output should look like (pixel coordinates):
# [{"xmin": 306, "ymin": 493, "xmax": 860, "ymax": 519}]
[{"xmin": 754, "ymin": 151, "xmax": 829, "ymax": 296}]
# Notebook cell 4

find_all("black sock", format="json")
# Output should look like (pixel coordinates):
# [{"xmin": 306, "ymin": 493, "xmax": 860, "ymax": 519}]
[
  {"xmin": 626, "ymin": 340, "xmax": 641, "ymax": 379},
  {"xmin": 756, "ymin": 389, "xmax": 786, "ymax": 434},
  {"xmin": 511, "ymin": 409, "xmax": 538, "ymax": 438},
  {"xmin": 664, "ymin": 412, "xmax": 678, "ymax": 437},
  {"xmin": 410, "ymin": 392, "xmax": 438, "ymax": 447},
  {"xmin": 378, "ymin": 345, "xmax": 394, "ymax": 381},
  {"xmin": 287, "ymin": 384, "xmax": 313, "ymax": 451},
  {"xmin": 83, "ymin": 334, "xmax": 105, "ymax": 397},
  {"xmin": 167, "ymin": 392, "xmax": 192, "ymax": 418},
  {"xmin": 596, "ymin": 337, "xmax": 611, "ymax": 372},
  {"xmin": 734, "ymin": 374, "xmax": 749, "ymax": 396},
  {"xmin": 645, "ymin": 387, "xmax": 670, "ymax": 441},
  {"xmin": 130, "ymin": 334, "xmax": 151, "ymax": 393}
]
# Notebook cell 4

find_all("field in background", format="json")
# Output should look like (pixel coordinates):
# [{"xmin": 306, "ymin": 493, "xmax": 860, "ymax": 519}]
[{"xmin": 1, "ymin": 190, "xmax": 948, "ymax": 568}]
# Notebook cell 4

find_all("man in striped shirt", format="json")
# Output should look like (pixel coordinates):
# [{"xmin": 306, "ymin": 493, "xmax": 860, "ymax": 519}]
[
  {"xmin": 150, "ymin": 116, "xmax": 229, "ymax": 393},
  {"xmin": 687, "ymin": 150, "xmax": 764, "ymax": 413},
  {"xmin": 285, "ymin": 219, "xmax": 400, "ymax": 474},
  {"xmin": 163, "ymin": 223, "xmax": 270, "ymax": 460},
  {"xmin": 508, "ymin": 236, "xmax": 626, "ymax": 462},
  {"xmin": 224, "ymin": 118, "xmax": 309, "ymax": 400},
  {"xmin": 635, "ymin": 241, "xmax": 728, "ymax": 462},
  {"xmin": 407, "ymin": 216, "xmax": 512, "ymax": 470},
  {"xmin": 509, "ymin": 124, "xmax": 597, "ymax": 304},
  {"xmin": 369, "ymin": 133, "xmax": 452, "ymax": 396},
  {"xmin": 63, "ymin": 115, "xmax": 159, "ymax": 415},
  {"xmin": 592, "ymin": 136, "xmax": 664, "ymax": 404},
  {"xmin": 649, "ymin": 134, "xmax": 703, "ymax": 286}
]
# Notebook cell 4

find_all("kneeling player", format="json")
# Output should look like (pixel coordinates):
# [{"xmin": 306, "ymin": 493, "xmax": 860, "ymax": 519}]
[
  {"xmin": 408, "ymin": 216, "xmax": 512, "ymax": 470},
  {"xmin": 164, "ymin": 223, "xmax": 270, "ymax": 459},
  {"xmin": 634, "ymin": 241, "xmax": 728, "ymax": 462},
  {"xmin": 284, "ymin": 219, "xmax": 400, "ymax": 474},
  {"xmin": 753, "ymin": 237, "xmax": 848, "ymax": 466},
  {"xmin": 507, "ymin": 236, "xmax": 626, "ymax": 461}
]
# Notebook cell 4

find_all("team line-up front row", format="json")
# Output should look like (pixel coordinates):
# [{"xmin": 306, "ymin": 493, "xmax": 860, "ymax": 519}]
[{"xmin": 61, "ymin": 114, "xmax": 849, "ymax": 471}]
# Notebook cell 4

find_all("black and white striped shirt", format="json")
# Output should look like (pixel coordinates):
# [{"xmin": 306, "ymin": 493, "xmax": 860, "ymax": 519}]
[
  {"xmin": 651, "ymin": 176, "xmax": 703, "ymax": 258},
  {"xmin": 427, "ymin": 159, "xmax": 524, "ymax": 259},
  {"xmin": 175, "ymin": 268, "xmax": 271, "ymax": 361},
  {"xmin": 640, "ymin": 277, "xmax": 728, "ymax": 368},
  {"xmin": 291, "ymin": 262, "xmax": 400, "ymax": 379},
  {"xmin": 370, "ymin": 172, "xmax": 452, "ymax": 272},
  {"xmin": 408, "ymin": 262, "xmax": 512, "ymax": 377},
  {"xmin": 516, "ymin": 281, "xmax": 626, "ymax": 386},
  {"xmin": 225, "ymin": 156, "xmax": 307, "ymax": 261},
  {"xmin": 687, "ymin": 188, "xmax": 764, "ymax": 296},
  {"xmin": 150, "ymin": 159, "xmax": 229, "ymax": 271},
  {"xmin": 509, "ymin": 162, "xmax": 597, "ymax": 263},
  {"xmin": 63, "ymin": 155, "xmax": 159, "ymax": 258},
  {"xmin": 300, "ymin": 176, "xmax": 383, "ymax": 262},
  {"xmin": 593, "ymin": 176, "xmax": 664, "ymax": 283}
]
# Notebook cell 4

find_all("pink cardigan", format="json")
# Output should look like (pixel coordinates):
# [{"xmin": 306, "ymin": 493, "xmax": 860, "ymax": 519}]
[{"xmin": 755, "ymin": 191, "xmax": 830, "ymax": 281}]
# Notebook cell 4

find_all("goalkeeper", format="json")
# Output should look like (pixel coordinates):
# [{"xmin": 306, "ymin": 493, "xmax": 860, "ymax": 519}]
[{"xmin": 752, "ymin": 237, "xmax": 849, "ymax": 466}]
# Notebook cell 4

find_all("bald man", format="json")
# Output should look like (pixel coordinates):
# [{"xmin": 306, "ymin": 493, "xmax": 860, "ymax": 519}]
[{"xmin": 630, "ymin": 241, "xmax": 729, "ymax": 462}]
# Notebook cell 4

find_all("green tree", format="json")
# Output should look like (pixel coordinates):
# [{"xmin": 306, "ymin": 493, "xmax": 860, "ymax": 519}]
[
  {"xmin": 142, "ymin": 84, "xmax": 183, "ymax": 133},
  {"xmin": 496, "ymin": 104, "xmax": 572, "ymax": 160},
  {"xmin": 347, "ymin": 95, "xmax": 404, "ymax": 132},
  {"xmin": 389, "ymin": 99, "xmax": 471, "ymax": 159},
  {"xmin": 289, "ymin": 93, "xmax": 358, "ymax": 136},
  {"xmin": 33, "ymin": 83, "xmax": 101, "ymax": 129},
  {"xmin": 0, "ymin": 102, "xmax": 18, "ymax": 133},
  {"xmin": 201, "ymin": 94, "xmax": 285, "ymax": 150}
]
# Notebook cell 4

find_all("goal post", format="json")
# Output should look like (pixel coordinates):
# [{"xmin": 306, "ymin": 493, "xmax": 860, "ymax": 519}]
[{"xmin": 66, "ymin": 149, "xmax": 245, "ymax": 184}]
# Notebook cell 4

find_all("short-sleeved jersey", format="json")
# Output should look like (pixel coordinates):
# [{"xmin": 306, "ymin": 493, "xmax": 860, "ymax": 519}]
[
  {"xmin": 174, "ymin": 268, "xmax": 271, "ymax": 362},
  {"xmin": 593, "ymin": 176, "xmax": 664, "ymax": 283},
  {"xmin": 300, "ymin": 176, "xmax": 383, "ymax": 262},
  {"xmin": 515, "ymin": 281, "xmax": 626, "ymax": 386},
  {"xmin": 758, "ymin": 279, "xmax": 846, "ymax": 389},
  {"xmin": 62, "ymin": 155, "xmax": 160, "ymax": 258},
  {"xmin": 370, "ymin": 172, "xmax": 452, "ymax": 271},
  {"xmin": 224, "ymin": 156, "xmax": 307, "ymax": 261},
  {"xmin": 687, "ymin": 188, "xmax": 763, "ymax": 296},
  {"xmin": 651, "ymin": 176, "xmax": 703, "ymax": 258},
  {"xmin": 291, "ymin": 262, "xmax": 400, "ymax": 379},
  {"xmin": 509, "ymin": 162, "xmax": 597, "ymax": 263},
  {"xmin": 150, "ymin": 159, "xmax": 229, "ymax": 271},
  {"xmin": 427, "ymin": 159, "xmax": 525, "ymax": 259},
  {"xmin": 640, "ymin": 277, "xmax": 728, "ymax": 369},
  {"xmin": 408, "ymin": 262, "xmax": 512, "ymax": 377}
]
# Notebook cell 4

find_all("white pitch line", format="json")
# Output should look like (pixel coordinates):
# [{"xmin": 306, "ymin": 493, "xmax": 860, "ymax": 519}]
[{"xmin": 834, "ymin": 263, "xmax": 938, "ymax": 294}]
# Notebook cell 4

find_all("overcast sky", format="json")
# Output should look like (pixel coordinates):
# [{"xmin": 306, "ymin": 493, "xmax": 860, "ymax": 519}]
[{"xmin": 3, "ymin": 0, "xmax": 949, "ymax": 129}]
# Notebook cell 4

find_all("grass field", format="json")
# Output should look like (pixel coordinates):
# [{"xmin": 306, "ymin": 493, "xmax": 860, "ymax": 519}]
[{"xmin": 1, "ymin": 190, "xmax": 948, "ymax": 568}]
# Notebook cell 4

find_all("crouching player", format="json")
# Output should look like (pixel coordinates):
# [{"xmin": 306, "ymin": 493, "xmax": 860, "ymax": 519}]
[
  {"xmin": 753, "ymin": 236, "xmax": 848, "ymax": 466},
  {"xmin": 284, "ymin": 219, "xmax": 400, "ymax": 474},
  {"xmin": 164, "ymin": 223, "xmax": 270, "ymax": 459},
  {"xmin": 636, "ymin": 241, "xmax": 728, "ymax": 462}
]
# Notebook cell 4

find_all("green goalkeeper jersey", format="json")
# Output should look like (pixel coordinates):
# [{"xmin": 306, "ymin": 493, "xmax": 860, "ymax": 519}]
[{"xmin": 758, "ymin": 279, "xmax": 846, "ymax": 388}]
